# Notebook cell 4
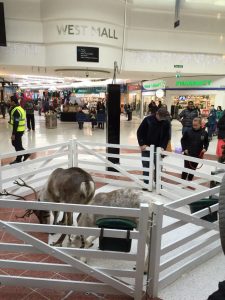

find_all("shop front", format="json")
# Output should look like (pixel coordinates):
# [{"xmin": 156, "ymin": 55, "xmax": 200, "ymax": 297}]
[
  {"xmin": 166, "ymin": 79, "xmax": 218, "ymax": 118},
  {"xmin": 127, "ymin": 83, "xmax": 142, "ymax": 117},
  {"xmin": 142, "ymin": 80, "xmax": 166, "ymax": 117}
]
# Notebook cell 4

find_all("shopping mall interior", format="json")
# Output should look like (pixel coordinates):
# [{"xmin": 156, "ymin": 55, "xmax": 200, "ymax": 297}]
[{"xmin": 1, "ymin": 0, "xmax": 225, "ymax": 299}]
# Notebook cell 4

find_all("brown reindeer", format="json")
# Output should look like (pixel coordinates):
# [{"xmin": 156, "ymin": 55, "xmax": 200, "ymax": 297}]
[{"xmin": 0, "ymin": 167, "xmax": 95, "ymax": 245}]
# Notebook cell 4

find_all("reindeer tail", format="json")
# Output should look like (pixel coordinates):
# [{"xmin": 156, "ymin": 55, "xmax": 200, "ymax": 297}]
[{"xmin": 80, "ymin": 181, "xmax": 95, "ymax": 203}]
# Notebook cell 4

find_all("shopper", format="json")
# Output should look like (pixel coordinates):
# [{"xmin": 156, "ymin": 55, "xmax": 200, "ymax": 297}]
[
  {"xmin": 181, "ymin": 117, "xmax": 209, "ymax": 181},
  {"xmin": 0, "ymin": 98, "xmax": 6, "ymax": 118},
  {"xmin": 158, "ymin": 100, "xmax": 162, "ymax": 109},
  {"xmin": 207, "ymin": 105, "xmax": 217, "ymax": 140},
  {"xmin": 216, "ymin": 106, "xmax": 223, "ymax": 121},
  {"xmin": 42, "ymin": 93, "xmax": 50, "ymax": 113},
  {"xmin": 89, "ymin": 107, "xmax": 97, "ymax": 129},
  {"xmin": 77, "ymin": 107, "xmax": 86, "ymax": 129},
  {"xmin": 9, "ymin": 96, "xmax": 30, "ymax": 164},
  {"xmin": 179, "ymin": 101, "xmax": 198, "ymax": 134},
  {"xmin": 148, "ymin": 101, "xmax": 158, "ymax": 115},
  {"xmin": 137, "ymin": 107, "xmax": 170, "ymax": 185},
  {"xmin": 97, "ymin": 102, "xmax": 106, "ymax": 129},
  {"xmin": 24, "ymin": 97, "xmax": 35, "ymax": 131},
  {"xmin": 216, "ymin": 113, "xmax": 225, "ymax": 162},
  {"xmin": 126, "ymin": 104, "xmax": 132, "ymax": 121}
]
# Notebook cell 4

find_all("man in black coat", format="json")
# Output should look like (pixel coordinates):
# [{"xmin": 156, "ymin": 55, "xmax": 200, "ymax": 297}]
[
  {"xmin": 137, "ymin": 108, "xmax": 170, "ymax": 185},
  {"xmin": 181, "ymin": 117, "xmax": 209, "ymax": 181},
  {"xmin": 179, "ymin": 101, "xmax": 198, "ymax": 135}
]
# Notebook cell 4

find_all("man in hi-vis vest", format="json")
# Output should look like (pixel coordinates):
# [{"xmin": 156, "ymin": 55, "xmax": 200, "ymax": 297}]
[{"xmin": 9, "ymin": 96, "xmax": 30, "ymax": 164}]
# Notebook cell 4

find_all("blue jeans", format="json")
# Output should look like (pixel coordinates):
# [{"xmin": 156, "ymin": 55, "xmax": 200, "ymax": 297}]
[
  {"xmin": 141, "ymin": 150, "xmax": 156, "ymax": 184},
  {"xmin": 182, "ymin": 126, "xmax": 191, "ymax": 135},
  {"xmin": 208, "ymin": 124, "xmax": 215, "ymax": 139}
]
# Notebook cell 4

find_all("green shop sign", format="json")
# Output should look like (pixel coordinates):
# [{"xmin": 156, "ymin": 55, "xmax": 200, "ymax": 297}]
[
  {"xmin": 143, "ymin": 80, "xmax": 166, "ymax": 90},
  {"xmin": 74, "ymin": 87, "xmax": 107, "ymax": 94},
  {"xmin": 176, "ymin": 80, "xmax": 212, "ymax": 87}
]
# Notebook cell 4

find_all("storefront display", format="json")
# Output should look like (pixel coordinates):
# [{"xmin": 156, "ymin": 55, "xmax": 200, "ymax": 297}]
[{"xmin": 172, "ymin": 94, "xmax": 215, "ymax": 117}]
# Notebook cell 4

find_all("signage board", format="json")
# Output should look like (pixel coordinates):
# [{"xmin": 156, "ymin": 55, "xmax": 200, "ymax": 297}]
[
  {"xmin": 77, "ymin": 46, "xmax": 99, "ymax": 63},
  {"xmin": 174, "ymin": 65, "xmax": 183, "ymax": 68},
  {"xmin": 75, "ymin": 86, "xmax": 106, "ymax": 94},
  {"xmin": 143, "ymin": 80, "xmax": 166, "ymax": 90},
  {"xmin": 176, "ymin": 80, "xmax": 212, "ymax": 87}
]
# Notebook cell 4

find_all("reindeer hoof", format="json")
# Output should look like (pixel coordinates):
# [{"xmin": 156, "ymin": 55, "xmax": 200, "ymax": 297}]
[
  {"xmin": 57, "ymin": 222, "xmax": 66, "ymax": 226},
  {"xmin": 51, "ymin": 242, "xmax": 62, "ymax": 247}
]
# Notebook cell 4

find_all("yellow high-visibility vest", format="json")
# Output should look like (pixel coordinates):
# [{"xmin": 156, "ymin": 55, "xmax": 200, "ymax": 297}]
[{"xmin": 10, "ymin": 106, "xmax": 26, "ymax": 132}]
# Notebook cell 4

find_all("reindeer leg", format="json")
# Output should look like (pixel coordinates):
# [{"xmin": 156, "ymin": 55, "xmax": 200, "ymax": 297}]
[
  {"xmin": 67, "ymin": 212, "xmax": 73, "ymax": 226},
  {"xmin": 53, "ymin": 211, "xmax": 59, "ymax": 225},
  {"xmin": 51, "ymin": 234, "xmax": 67, "ymax": 247},
  {"xmin": 58, "ymin": 212, "xmax": 67, "ymax": 225}
]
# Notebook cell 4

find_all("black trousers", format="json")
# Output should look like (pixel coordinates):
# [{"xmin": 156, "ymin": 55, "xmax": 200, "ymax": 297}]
[
  {"xmin": 181, "ymin": 159, "xmax": 198, "ymax": 181},
  {"xmin": 27, "ymin": 114, "xmax": 35, "ymax": 130},
  {"xmin": 12, "ymin": 132, "xmax": 25, "ymax": 162}
]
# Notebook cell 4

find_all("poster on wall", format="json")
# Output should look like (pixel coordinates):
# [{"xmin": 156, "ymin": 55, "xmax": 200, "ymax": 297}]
[{"xmin": 77, "ymin": 46, "xmax": 99, "ymax": 62}]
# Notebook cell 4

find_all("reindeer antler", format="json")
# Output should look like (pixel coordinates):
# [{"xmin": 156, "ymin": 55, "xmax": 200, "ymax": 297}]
[
  {"xmin": 13, "ymin": 178, "xmax": 38, "ymax": 200},
  {"xmin": 0, "ymin": 189, "xmax": 26, "ymax": 200},
  {"xmin": 15, "ymin": 209, "xmax": 34, "ymax": 219}
]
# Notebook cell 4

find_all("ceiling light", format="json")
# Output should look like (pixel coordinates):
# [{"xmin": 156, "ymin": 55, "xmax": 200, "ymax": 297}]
[{"xmin": 215, "ymin": 0, "xmax": 225, "ymax": 6}]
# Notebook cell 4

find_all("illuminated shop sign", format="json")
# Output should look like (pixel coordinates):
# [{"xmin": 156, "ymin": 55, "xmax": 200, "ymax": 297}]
[
  {"xmin": 143, "ymin": 80, "xmax": 166, "ymax": 90},
  {"xmin": 75, "ymin": 87, "xmax": 107, "ymax": 94},
  {"xmin": 128, "ymin": 84, "xmax": 141, "ymax": 91},
  {"xmin": 176, "ymin": 80, "xmax": 212, "ymax": 87},
  {"xmin": 57, "ymin": 24, "xmax": 118, "ymax": 40}
]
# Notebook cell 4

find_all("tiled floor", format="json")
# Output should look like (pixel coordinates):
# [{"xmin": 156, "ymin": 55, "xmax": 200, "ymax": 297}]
[{"xmin": 0, "ymin": 113, "xmax": 223, "ymax": 299}]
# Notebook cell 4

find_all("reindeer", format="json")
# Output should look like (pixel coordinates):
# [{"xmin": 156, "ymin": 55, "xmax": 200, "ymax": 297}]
[
  {"xmin": 69, "ymin": 188, "xmax": 154, "ymax": 272},
  {"xmin": 0, "ymin": 167, "xmax": 95, "ymax": 245}
]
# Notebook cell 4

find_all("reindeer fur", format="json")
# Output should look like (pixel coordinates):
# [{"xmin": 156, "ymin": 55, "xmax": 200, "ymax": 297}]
[{"xmin": 70, "ymin": 188, "xmax": 154, "ymax": 271}]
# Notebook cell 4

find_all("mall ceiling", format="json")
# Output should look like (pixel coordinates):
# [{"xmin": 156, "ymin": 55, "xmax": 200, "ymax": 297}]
[
  {"xmin": 2, "ymin": 0, "xmax": 225, "ymax": 88},
  {"xmin": 130, "ymin": 0, "xmax": 225, "ymax": 14}
]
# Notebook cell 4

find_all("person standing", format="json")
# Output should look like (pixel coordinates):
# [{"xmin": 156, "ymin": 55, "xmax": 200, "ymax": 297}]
[
  {"xmin": 216, "ymin": 113, "xmax": 225, "ymax": 162},
  {"xmin": 24, "ymin": 97, "xmax": 35, "ymax": 131},
  {"xmin": 207, "ymin": 105, "xmax": 217, "ymax": 140},
  {"xmin": 181, "ymin": 117, "xmax": 209, "ymax": 181},
  {"xmin": 216, "ymin": 106, "xmax": 223, "ymax": 121},
  {"xmin": 179, "ymin": 101, "xmax": 198, "ymax": 134},
  {"xmin": 148, "ymin": 101, "xmax": 158, "ymax": 115},
  {"xmin": 137, "ymin": 108, "xmax": 170, "ymax": 186},
  {"xmin": 9, "ymin": 96, "xmax": 30, "ymax": 164},
  {"xmin": 0, "ymin": 98, "xmax": 6, "ymax": 118}
]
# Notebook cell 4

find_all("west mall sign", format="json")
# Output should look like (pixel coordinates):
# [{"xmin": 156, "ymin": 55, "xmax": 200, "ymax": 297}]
[{"xmin": 57, "ymin": 24, "xmax": 118, "ymax": 40}]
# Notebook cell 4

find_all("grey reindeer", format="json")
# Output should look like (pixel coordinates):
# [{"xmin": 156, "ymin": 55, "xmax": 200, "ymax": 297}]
[{"xmin": 70, "ymin": 188, "xmax": 154, "ymax": 272}]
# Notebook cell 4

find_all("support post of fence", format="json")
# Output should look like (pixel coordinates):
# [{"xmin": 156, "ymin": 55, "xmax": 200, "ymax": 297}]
[
  {"xmin": 148, "ymin": 145, "xmax": 155, "ymax": 192},
  {"xmin": 73, "ymin": 139, "xmax": 78, "ymax": 167},
  {"xmin": 156, "ymin": 147, "xmax": 162, "ymax": 194},
  {"xmin": 68, "ymin": 140, "xmax": 73, "ymax": 168},
  {"xmin": 134, "ymin": 203, "xmax": 149, "ymax": 300},
  {"xmin": 0, "ymin": 159, "xmax": 2, "ymax": 191},
  {"xmin": 147, "ymin": 202, "xmax": 164, "ymax": 298}
]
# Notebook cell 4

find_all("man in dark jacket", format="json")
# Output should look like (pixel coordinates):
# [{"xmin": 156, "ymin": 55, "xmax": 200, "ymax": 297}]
[
  {"xmin": 24, "ymin": 98, "xmax": 35, "ymax": 131},
  {"xmin": 137, "ymin": 108, "xmax": 170, "ymax": 185},
  {"xmin": 179, "ymin": 101, "xmax": 198, "ymax": 134},
  {"xmin": 181, "ymin": 117, "xmax": 209, "ymax": 181}
]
